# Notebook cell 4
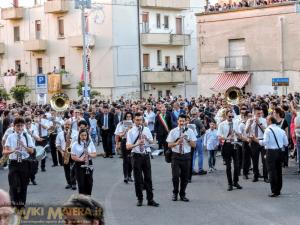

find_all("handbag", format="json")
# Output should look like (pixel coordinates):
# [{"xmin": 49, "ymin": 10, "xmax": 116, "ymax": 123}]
[{"xmin": 165, "ymin": 147, "xmax": 172, "ymax": 163}]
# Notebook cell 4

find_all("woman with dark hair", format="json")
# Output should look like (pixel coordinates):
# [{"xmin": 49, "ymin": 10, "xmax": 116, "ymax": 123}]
[
  {"xmin": 114, "ymin": 111, "xmax": 134, "ymax": 183},
  {"xmin": 71, "ymin": 129, "xmax": 97, "ymax": 195}
]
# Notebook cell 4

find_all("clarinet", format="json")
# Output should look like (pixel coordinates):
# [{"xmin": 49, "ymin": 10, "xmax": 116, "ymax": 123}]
[
  {"xmin": 179, "ymin": 128, "xmax": 184, "ymax": 154},
  {"xmin": 81, "ymin": 141, "xmax": 93, "ymax": 174},
  {"xmin": 16, "ymin": 134, "xmax": 22, "ymax": 163},
  {"xmin": 138, "ymin": 126, "xmax": 145, "ymax": 153}
]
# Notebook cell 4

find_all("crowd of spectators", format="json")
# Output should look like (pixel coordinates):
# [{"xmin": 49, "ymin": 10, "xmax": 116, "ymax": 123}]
[{"xmin": 205, "ymin": 0, "xmax": 297, "ymax": 12}]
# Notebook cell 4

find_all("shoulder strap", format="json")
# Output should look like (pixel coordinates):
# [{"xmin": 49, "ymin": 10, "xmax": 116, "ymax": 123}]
[
  {"xmin": 269, "ymin": 128, "xmax": 280, "ymax": 149},
  {"xmin": 133, "ymin": 126, "xmax": 144, "ymax": 145},
  {"xmin": 23, "ymin": 132, "xmax": 28, "ymax": 147}
]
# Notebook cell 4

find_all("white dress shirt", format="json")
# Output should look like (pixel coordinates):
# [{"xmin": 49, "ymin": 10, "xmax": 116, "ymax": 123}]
[
  {"xmin": 259, "ymin": 124, "xmax": 288, "ymax": 150},
  {"xmin": 25, "ymin": 124, "xmax": 39, "ymax": 146},
  {"xmin": 71, "ymin": 140, "xmax": 96, "ymax": 157},
  {"xmin": 144, "ymin": 110, "xmax": 156, "ymax": 131},
  {"xmin": 37, "ymin": 118, "xmax": 52, "ymax": 137},
  {"xmin": 56, "ymin": 130, "xmax": 78, "ymax": 151},
  {"xmin": 126, "ymin": 125, "xmax": 153, "ymax": 154},
  {"xmin": 217, "ymin": 120, "xmax": 239, "ymax": 141},
  {"xmin": 204, "ymin": 129, "xmax": 219, "ymax": 151},
  {"xmin": 245, "ymin": 117, "xmax": 267, "ymax": 140},
  {"xmin": 166, "ymin": 127, "xmax": 197, "ymax": 154},
  {"xmin": 5, "ymin": 131, "xmax": 34, "ymax": 160}
]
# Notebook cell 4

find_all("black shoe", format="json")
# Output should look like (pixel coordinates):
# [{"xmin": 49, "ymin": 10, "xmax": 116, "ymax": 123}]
[
  {"xmin": 109, "ymin": 155, "xmax": 114, "ymax": 158},
  {"xmin": 264, "ymin": 178, "xmax": 270, "ymax": 183},
  {"xmin": 65, "ymin": 184, "xmax": 72, "ymax": 189},
  {"xmin": 103, "ymin": 155, "xmax": 108, "ymax": 158},
  {"xmin": 71, "ymin": 185, "xmax": 77, "ymax": 190},
  {"xmin": 268, "ymin": 193, "xmax": 279, "ymax": 197},
  {"xmin": 198, "ymin": 170, "xmax": 207, "ymax": 175},
  {"xmin": 227, "ymin": 185, "xmax": 233, "ymax": 191},
  {"xmin": 233, "ymin": 183, "xmax": 242, "ymax": 189},
  {"xmin": 252, "ymin": 178, "xmax": 258, "ymax": 182},
  {"xmin": 31, "ymin": 180, "xmax": 37, "ymax": 185},
  {"xmin": 112, "ymin": 153, "xmax": 116, "ymax": 155},
  {"xmin": 41, "ymin": 168, "xmax": 46, "ymax": 172},
  {"xmin": 258, "ymin": 174, "xmax": 263, "ymax": 178},
  {"xmin": 148, "ymin": 200, "xmax": 159, "ymax": 207},
  {"xmin": 192, "ymin": 171, "xmax": 198, "ymax": 175},
  {"xmin": 243, "ymin": 175, "xmax": 249, "ymax": 180},
  {"xmin": 180, "ymin": 196, "xmax": 189, "ymax": 202},
  {"xmin": 128, "ymin": 177, "xmax": 134, "ymax": 182},
  {"xmin": 51, "ymin": 164, "xmax": 58, "ymax": 167},
  {"xmin": 124, "ymin": 178, "xmax": 128, "ymax": 184},
  {"xmin": 172, "ymin": 194, "xmax": 178, "ymax": 201},
  {"xmin": 136, "ymin": 200, "xmax": 143, "ymax": 207}
]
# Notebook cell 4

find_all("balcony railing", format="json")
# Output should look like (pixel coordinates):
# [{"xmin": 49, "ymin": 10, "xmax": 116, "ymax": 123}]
[
  {"xmin": 140, "ymin": 0, "xmax": 190, "ymax": 10},
  {"xmin": 219, "ymin": 55, "xmax": 250, "ymax": 72},
  {"xmin": 23, "ymin": 39, "xmax": 47, "ymax": 52},
  {"xmin": 141, "ymin": 33, "xmax": 191, "ymax": 46},
  {"xmin": 0, "ymin": 43, "xmax": 5, "ymax": 54},
  {"xmin": 68, "ymin": 35, "xmax": 95, "ymax": 48},
  {"xmin": 143, "ymin": 71, "xmax": 191, "ymax": 84},
  {"xmin": 44, "ymin": 0, "xmax": 69, "ymax": 14},
  {"xmin": 1, "ymin": 7, "xmax": 23, "ymax": 20}
]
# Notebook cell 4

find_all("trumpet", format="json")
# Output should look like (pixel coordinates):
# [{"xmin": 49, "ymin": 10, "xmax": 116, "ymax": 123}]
[
  {"xmin": 63, "ymin": 129, "xmax": 72, "ymax": 165},
  {"xmin": 80, "ymin": 141, "xmax": 93, "ymax": 174}
]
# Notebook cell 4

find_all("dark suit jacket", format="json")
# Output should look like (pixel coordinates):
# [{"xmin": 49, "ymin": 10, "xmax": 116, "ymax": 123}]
[
  {"xmin": 154, "ymin": 113, "xmax": 172, "ymax": 138},
  {"xmin": 97, "ymin": 113, "xmax": 115, "ymax": 134},
  {"xmin": 114, "ymin": 112, "xmax": 124, "ymax": 127}
]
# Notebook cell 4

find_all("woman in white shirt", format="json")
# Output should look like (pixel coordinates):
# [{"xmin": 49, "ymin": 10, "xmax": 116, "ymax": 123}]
[{"xmin": 71, "ymin": 129, "xmax": 97, "ymax": 195}]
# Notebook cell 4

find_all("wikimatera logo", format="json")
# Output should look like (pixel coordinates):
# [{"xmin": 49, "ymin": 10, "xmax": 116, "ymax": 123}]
[{"xmin": 11, "ymin": 204, "xmax": 103, "ymax": 225}]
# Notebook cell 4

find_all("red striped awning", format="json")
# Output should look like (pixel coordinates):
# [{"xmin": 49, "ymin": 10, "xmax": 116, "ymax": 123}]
[{"xmin": 210, "ymin": 73, "xmax": 251, "ymax": 92}]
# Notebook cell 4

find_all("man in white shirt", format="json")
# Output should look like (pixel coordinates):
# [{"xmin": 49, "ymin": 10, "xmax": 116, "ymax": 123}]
[
  {"xmin": 245, "ymin": 106, "xmax": 268, "ymax": 182},
  {"xmin": 144, "ymin": 103, "xmax": 156, "ymax": 136},
  {"xmin": 167, "ymin": 114, "xmax": 197, "ymax": 202},
  {"xmin": 3, "ymin": 117, "xmax": 34, "ymax": 210},
  {"xmin": 126, "ymin": 112, "xmax": 159, "ymax": 207},
  {"xmin": 217, "ymin": 110, "xmax": 242, "ymax": 191},
  {"xmin": 252, "ymin": 115, "xmax": 288, "ymax": 197}
]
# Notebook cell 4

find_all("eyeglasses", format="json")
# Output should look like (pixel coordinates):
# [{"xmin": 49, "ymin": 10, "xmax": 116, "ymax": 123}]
[{"xmin": 228, "ymin": 116, "xmax": 233, "ymax": 118}]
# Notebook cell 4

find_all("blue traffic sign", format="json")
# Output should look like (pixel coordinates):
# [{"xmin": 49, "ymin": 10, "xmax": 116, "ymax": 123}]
[
  {"xmin": 36, "ymin": 74, "xmax": 48, "ymax": 94},
  {"xmin": 272, "ymin": 78, "xmax": 289, "ymax": 83}
]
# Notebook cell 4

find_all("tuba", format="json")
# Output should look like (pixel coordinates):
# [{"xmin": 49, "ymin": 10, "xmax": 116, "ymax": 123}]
[
  {"xmin": 225, "ymin": 87, "xmax": 242, "ymax": 106},
  {"xmin": 50, "ymin": 93, "xmax": 70, "ymax": 112}
]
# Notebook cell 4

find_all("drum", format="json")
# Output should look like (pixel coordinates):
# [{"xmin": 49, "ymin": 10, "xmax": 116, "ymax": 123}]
[{"xmin": 35, "ymin": 146, "xmax": 46, "ymax": 161}]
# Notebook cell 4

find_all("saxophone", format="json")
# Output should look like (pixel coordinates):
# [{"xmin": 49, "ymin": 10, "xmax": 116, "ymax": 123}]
[
  {"xmin": 63, "ymin": 129, "xmax": 72, "ymax": 165},
  {"xmin": 0, "ymin": 154, "xmax": 9, "ymax": 167}
]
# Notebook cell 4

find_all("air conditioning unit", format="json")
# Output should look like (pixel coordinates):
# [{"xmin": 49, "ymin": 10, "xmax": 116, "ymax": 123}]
[{"xmin": 144, "ymin": 84, "xmax": 151, "ymax": 91}]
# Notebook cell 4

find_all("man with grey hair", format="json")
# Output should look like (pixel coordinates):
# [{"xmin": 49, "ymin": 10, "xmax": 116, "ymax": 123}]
[{"xmin": 0, "ymin": 189, "xmax": 17, "ymax": 225}]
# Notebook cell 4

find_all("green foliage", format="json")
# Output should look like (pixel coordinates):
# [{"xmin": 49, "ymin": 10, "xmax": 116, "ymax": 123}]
[
  {"xmin": 0, "ymin": 88, "xmax": 10, "ymax": 100},
  {"xmin": 16, "ymin": 72, "xmax": 26, "ymax": 81},
  {"xmin": 10, "ymin": 85, "xmax": 31, "ymax": 104},
  {"xmin": 76, "ymin": 81, "xmax": 100, "ymax": 99}
]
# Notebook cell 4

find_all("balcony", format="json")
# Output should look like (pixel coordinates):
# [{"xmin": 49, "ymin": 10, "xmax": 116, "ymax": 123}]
[
  {"xmin": 0, "ymin": 43, "xmax": 4, "ymax": 54},
  {"xmin": 143, "ymin": 71, "xmax": 191, "ymax": 84},
  {"xmin": 68, "ymin": 35, "xmax": 95, "ymax": 48},
  {"xmin": 23, "ymin": 39, "xmax": 47, "ymax": 52},
  {"xmin": 1, "ymin": 7, "xmax": 23, "ymax": 20},
  {"xmin": 44, "ymin": 0, "xmax": 69, "ymax": 14},
  {"xmin": 219, "ymin": 55, "xmax": 250, "ymax": 72},
  {"xmin": 140, "ymin": 0, "xmax": 189, "ymax": 10},
  {"xmin": 141, "ymin": 33, "xmax": 191, "ymax": 46}
]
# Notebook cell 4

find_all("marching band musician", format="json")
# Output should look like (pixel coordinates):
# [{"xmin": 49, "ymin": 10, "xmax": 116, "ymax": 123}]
[
  {"xmin": 35, "ymin": 111, "xmax": 52, "ymax": 172},
  {"xmin": 71, "ymin": 129, "xmax": 97, "ymax": 196},
  {"xmin": 245, "ymin": 106, "xmax": 268, "ymax": 183},
  {"xmin": 167, "ymin": 114, "xmax": 197, "ymax": 202},
  {"xmin": 217, "ymin": 110, "xmax": 243, "ymax": 191},
  {"xmin": 126, "ymin": 112, "xmax": 159, "ymax": 207},
  {"xmin": 115, "ymin": 112, "xmax": 134, "ymax": 184},
  {"xmin": 56, "ymin": 119, "xmax": 78, "ymax": 190},
  {"xmin": 3, "ymin": 117, "xmax": 34, "ymax": 210}
]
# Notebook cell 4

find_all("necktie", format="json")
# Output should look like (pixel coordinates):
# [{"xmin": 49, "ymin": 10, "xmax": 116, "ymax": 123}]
[
  {"xmin": 105, "ymin": 115, "xmax": 108, "ymax": 129},
  {"xmin": 228, "ymin": 122, "xmax": 233, "ymax": 136},
  {"xmin": 255, "ymin": 123, "xmax": 259, "ymax": 137},
  {"xmin": 39, "ymin": 121, "xmax": 42, "ymax": 137}
]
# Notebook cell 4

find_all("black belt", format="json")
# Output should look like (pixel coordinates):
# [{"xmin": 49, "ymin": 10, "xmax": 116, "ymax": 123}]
[
  {"xmin": 132, "ymin": 153, "xmax": 149, "ymax": 157},
  {"xmin": 172, "ymin": 152, "xmax": 191, "ymax": 156}
]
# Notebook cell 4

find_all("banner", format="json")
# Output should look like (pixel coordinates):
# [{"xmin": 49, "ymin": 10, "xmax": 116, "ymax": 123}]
[
  {"xmin": 48, "ymin": 73, "xmax": 61, "ymax": 94},
  {"xmin": 2, "ymin": 76, "xmax": 17, "ymax": 93}
]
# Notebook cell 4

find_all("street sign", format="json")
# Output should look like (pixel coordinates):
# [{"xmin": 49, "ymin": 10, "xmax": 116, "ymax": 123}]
[
  {"xmin": 75, "ymin": 0, "xmax": 91, "ymax": 9},
  {"xmin": 82, "ymin": 86, "xmax": 91, "ymax": 97},
  {"xmin": 37, "ymin": 93, "xmax": 47, "ymax": 105},
  {"xmin": 36, "ymin": 74, "xmax": 48, "ymax": 94},
  {"xmin": 272, "ymin": 77, "xmax": 289, "ymax": 86}
]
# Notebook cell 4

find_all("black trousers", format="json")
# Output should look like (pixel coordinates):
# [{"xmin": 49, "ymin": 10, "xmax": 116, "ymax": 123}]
[
  {"xmin": 251, "ymin": 142, "xmax": 267, "ymax": 179},
  {"xmin": 222, "ymin": 143, "xmax": 239, "ymax": 185},
  {"xmin": 121, "ymin": 139, "xmax": 132, "ymax": 179},
  {"xmin": 242, "ymin": 142, "xmax": 252, "ymax": 176},
  {"xmin": 75, "ymin": 161, "xmax": 93, "ymax": 195},
  {"xmin": 236, "ymin": 144, "xmax": 243, "ymax": 175},
  {"xmin": 188, "ymin": 148, "xmax": 195, "ymax": 180},
  {"xmin": 29, "ymin": 160, "xmax": 38, "ymax": 182},
  {"xmin": 64, "ymin": 158, "xmax": 76, "ymax": 186},
  {"xmin": 132, "ymin": 153, "xmax": 153, "ymax": 201},
  {"xmin": 266, "ymin": 150, "xmax": 282, "ymax": 195},
  {"xmin": 8, "ymin": 160, "xmax": 30, "ymax": 209},
  {"xmin": 49, "ymin": 133, "xmax": 63, "ymax": 166},
  {"xmin": 36, "ymin": 137, "xmax": 48, "ymax": 170},
  {"xmin": 157, "ymin": 133, "xmax": 168, "ymax": 153},
  {"xmin": 172, "ymin": 153, "xmax": 190, "ymax": 197},
  {"xmin": 101, "ymin": 130, "xmax": 112, "ymax": 156}
]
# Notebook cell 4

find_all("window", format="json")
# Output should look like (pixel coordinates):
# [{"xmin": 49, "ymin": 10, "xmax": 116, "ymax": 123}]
[
  {"xmin": 35, "ymin": 20, "xmax": 41, "ymax": 39},
  {"xmin": 164, "ymin": 16, "xmax": 169, "ymax": 29},
  {"xmin": 176, "ymin": 55, "xmax": 183, "ymax": 69},
  {"xmin": 157, "ymin": 50, "xmax": 162, "ymax": 66},
  {"xmin": 142, "ymin": 12, "xmax": 149, "ymax": 33},
  {"xmin": 58, "ymin": 17, "xmax": 64, "ymax": 38},
  {"xmin": 13, "ymin": 0, "xmax": 19, "ymax": 7},
  {"xmin": 37, "ymin": 58, "xmax": 43, "ymax": 74},
  {"xmin": 143, "ymin": 54, "xmax": 150, "ymax": 69},
  {"xmin": 15, "ymin": 60, "xmax": 21, "ymax": 72},
  {"xmin": 156, "ymin": 14, "xmax": 161, "ymax": 28},
  {"xmin": 14, "ymin": 26, "xmax": 20, "ymax": 42},
  {"xmin": 84, "ymin": 14, "xmax": 89, "ymax": 33},
  {"xmin": 59, "ymin": 57, "xmax": 65, "ymax": 70}
]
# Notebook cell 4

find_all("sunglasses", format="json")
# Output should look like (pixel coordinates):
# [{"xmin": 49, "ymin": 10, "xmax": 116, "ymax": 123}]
[{"xmin": 228, "ymin": 116, "xmax": 233, "ymax": 118}]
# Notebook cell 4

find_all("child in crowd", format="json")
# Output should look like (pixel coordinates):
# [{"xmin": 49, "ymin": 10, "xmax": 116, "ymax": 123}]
[
  {"xmin": 89, "ymin": 112, "xmax": 98, "ymax": 144},
  {"xmin": 204, "ymin": 121, "xmax": 219, "ymax": 172}
]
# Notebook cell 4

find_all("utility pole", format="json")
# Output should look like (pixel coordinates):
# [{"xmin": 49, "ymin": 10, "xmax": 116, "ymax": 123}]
[
  {"xmin": 75, "ymin": 0, "xmax": 91, "ymax": 105},
  {"xmin": 137, "ymin": 0, "xmax": 143, "ymax": 99}
]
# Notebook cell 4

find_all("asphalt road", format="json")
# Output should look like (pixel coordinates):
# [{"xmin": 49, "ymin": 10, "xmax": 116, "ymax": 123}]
[{"xmin": 1, "ymin": 148, "xmax": 300, "ymax": 225}]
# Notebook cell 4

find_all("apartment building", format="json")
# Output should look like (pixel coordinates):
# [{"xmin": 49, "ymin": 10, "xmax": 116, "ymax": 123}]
[
  {"xmin": 0, "ymin": 0, "xmax": 140, "ymax": 101},
  {"xmin": 140, "ymin": 0, "xmax": 203, "ymax": 98},
  {"xmin": 196, "ymin": 1, "xmax": 300, "ymax": 96}
]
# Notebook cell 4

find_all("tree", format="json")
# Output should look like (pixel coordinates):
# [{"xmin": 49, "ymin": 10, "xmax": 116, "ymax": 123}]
[
  {"xmin": 10, "ymin": 85, "xmax": 31, "ymax": 104},
  {"xmin": 0, "ymin": 88, "xmax": 10, "ymax": 101},
  {"xmin": 76, "ymin": 81, "xmax": 101, "ymax": 99}
]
